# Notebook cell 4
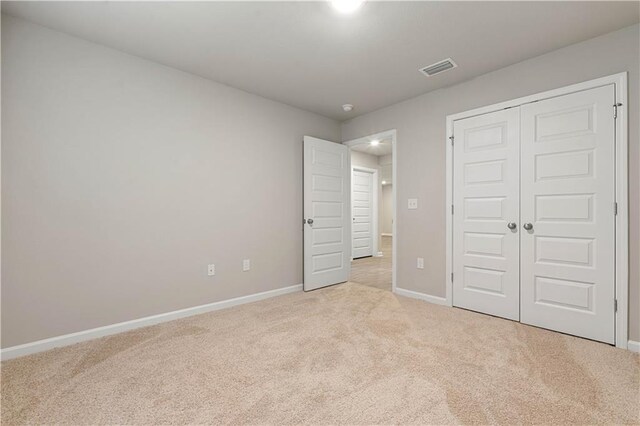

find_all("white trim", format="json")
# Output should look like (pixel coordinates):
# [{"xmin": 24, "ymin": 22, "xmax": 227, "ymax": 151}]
[
  {"xmin": 628, "ymin": 340, "xmax": 640, "ymax": 353},
  {"xmin": 445, "ymin": 110, "xmax": 454, "ymax": 308},
  {"xmin": 445, "ymin": 72, "xmax": 629, "ymax": 349},
  {"xmin": 351, "ymin": 165, "xmax": 379, "ymax": 259},
  {"xmin": 613, "ymin": 75, "xmax": 629, "ymax": 350},
  {"xmin": 381, "ymin": 233, "xmax": 393, "ymax": 237},
  {"xmin": 1, "ymin": 284, "xmax": 302, "ymax": 361},
  {"xmin": 395, "ymin": 287, "xmax": 448, "ymax": 306},
  {"xmin": 343, "ymin": 129, "xmax": 397, "ymax": 293}
]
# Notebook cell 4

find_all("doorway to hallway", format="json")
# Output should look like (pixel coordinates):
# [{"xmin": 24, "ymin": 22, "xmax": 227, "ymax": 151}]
[{"xmin": 344, "ymin": 130, "xmax": 396, "ymax": 292}]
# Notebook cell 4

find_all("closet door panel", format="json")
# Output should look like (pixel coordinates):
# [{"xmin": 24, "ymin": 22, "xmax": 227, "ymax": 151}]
[
  {"xmin": 520, "ymin": 85, "xmax": 616, "ymax": 344},
  {"xmin": 452, "ymin": 108, "xmax": 520, "ymax": 321}
]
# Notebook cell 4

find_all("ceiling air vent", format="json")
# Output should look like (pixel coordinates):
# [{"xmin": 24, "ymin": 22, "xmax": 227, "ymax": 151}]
[{"xmin": 419, "ymin": 58, "xmax": 457, "ymax": 77}]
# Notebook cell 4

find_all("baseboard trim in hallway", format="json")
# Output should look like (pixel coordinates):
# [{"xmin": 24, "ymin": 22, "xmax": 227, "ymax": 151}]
[
  {"xmin": 1, "ymin": 284, "xmax": 303, "ymax": 361},
  {"xmin": 395, "ymin": 287, "xmax": 448, "ymax": 306}
]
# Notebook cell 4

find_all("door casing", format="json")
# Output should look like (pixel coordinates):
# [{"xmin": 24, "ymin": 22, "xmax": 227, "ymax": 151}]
[{"xmin": 445, "ymin": 72, "xmax": 629, "ymax": 349}]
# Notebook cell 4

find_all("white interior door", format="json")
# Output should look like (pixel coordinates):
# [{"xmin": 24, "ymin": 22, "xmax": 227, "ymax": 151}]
[
  {"xmin": 453, "ymin": 108, "xmax": 520, "ymax": 321},
  {"xmin": 352, "ymin": 169, "xmax": 373, "ymax": 258},
  {"xmin": 520, "ymin": 85, "xmax": 616, "ymax": 344},
  {"xmin": 303, "ymin": 136, "xmax": 351, "ymax": 291}
]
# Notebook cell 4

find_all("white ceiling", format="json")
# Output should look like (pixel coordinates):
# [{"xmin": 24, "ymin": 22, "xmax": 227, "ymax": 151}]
[
  {"xmin": 350, "ymin": 137, "xmax": 392, "ymax": 156},
  {"xmin": 3, "ymin": 1, "xmax": 638, "ymax": 120}
]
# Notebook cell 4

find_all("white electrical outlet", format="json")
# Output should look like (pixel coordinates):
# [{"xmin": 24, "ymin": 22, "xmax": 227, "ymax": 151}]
[
  {"xmin": 408, "ymin": 198, "xmax": 418, "ymax": 210},
  {"xmin": 417, "ymin": 257, "xmax": 424, "ymax": 269},
  {"xmin": 207, "ymin": 264, "xmax": 215, "ymax": 276},
  {"xmin": 243, "ymin": 259, "xmax": 251, "ymax": 271}
]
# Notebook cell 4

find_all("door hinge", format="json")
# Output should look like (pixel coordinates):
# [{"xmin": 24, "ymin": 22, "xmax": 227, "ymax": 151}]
[
  {"xmin": 614, "ymin": 202, "xmax": 618, "ymax": 215},
  {"xmin": 614, "ymin": 102, "xmax": 622, "ymax": 119},
  {"xmin": 451, "ymin": 204, "xmax": 454, "ymax": 215},
  {"xmin": 614, "ymin": 299, "xmax": 618, "ymax": 312},
  {"xmin": 449, "ymin": 135, "xmax": 454, "ymax": 146},
  {"xmin": 451, "ymin": 272, "xmax": 454, "ymax": 282}
]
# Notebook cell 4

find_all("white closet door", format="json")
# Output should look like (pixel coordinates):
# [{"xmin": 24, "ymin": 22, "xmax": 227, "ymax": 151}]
[
  {"xmin": 352, "ymin": 170, "xmax": 373, "ymax": 258},
  {"xmin": 520, "ymin": 85, "xmax": 616, "ymax": 344},
  {"xmin": 453, "ymin": 108, "xmax": 520, "ymax": 320}
]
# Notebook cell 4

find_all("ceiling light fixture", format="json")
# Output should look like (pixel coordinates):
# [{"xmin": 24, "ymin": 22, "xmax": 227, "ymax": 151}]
[
  {"xmin": 342, "ymin": 104, "xmax": 354, "ymax": 112},
  {"xmin": 370, "ymin": 139, "xmax": 380, "ymax": 146},
  {"xmin": 331, "ymin": 0, "xmax": 365, "ymax": 14}
]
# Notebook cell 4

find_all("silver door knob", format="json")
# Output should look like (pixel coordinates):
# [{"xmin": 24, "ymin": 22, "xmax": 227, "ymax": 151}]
[
  {"xmin": 507, "ymin": 222, "xmax": 517, "ymax": 230},
  {"xmin": 307, "ymin": 218, "xmax": 314, "ymax": 225},
  {"xmin": 523, "ymin": 223, "xmax": 533, "ymax": 231}
]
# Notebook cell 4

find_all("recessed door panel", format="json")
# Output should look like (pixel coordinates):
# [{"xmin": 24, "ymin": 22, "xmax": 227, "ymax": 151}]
[
  {"xmin": 453, "ymin": 108, "xmax": 520, "ymax": 321},
  {"xmin": 313, "ymin": 228, "xmax": 343, "ymax": 246},
  {"xmin": 534, "ymin": 276, "xmax": 594, "ymax": 312},
  {"xmin": 464, "ymin": 122, "xmax": 508, "ymax": 151},
  {"xmin": 534, "ymin": 105, "xmax": 595, "ymax": 142},
  {"xmin": 312, "ymin": 252, "xmax": 344, "ymax": 273},
  {"xmin": 464, "ymin": 233, "xmax": 505, "ymax": 258},
  {"xmin": 464, "ymin": 197, "xmax": 505, "ymax": 221},
  {"xmin": 535, "ymin": 149, "xmax": 593, "ymax": 181},
  {"xmin": 520, "ymin": 85, "xmax": 615, "ymax": 344},
  {"xmin": 535, "ymin": 236, "xmax": 594, "ymax": 266},
  {"xmin": 535, "ymin": 194, "xmax": 593, "ymax": 222},
  {"xmin": 313, "ymin": 201, "xmax": 343, "ymax": 219},
  {"xmin": 463, "ymin": 266, "xmax": 505, "ymax": 295},
  {"xmin": 312, "ymin": 175, "xmax": 343, "ymax": 192},
  {"xmin": 464, "ymin": 160, "xmax": 505, "ymax": 185}
]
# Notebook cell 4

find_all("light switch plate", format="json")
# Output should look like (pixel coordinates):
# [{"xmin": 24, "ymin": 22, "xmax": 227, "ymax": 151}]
[
  {"xmin": 207, "ymin": 264, "xmax": 215, "ymax": 276},
  {"xmin": 243, "ymin": 259, "xmax": 251, "ymax": 271},
  {"xmin": 408, "ymin": 198, "xmax": 418, "ymax": 210},
  {"xmin": 417, "ymin": 258, "xmax": 424, "ymax": 269}
]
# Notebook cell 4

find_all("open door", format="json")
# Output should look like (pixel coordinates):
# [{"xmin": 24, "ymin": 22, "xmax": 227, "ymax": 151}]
[{"xmin": 303, "ymin": 136, "xmax": 351, "ymax": 291}]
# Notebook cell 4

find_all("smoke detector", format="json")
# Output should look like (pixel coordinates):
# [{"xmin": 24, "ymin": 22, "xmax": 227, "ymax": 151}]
[
  {"xmin": 342, "ymin": 104, "xmax": 354, "ymax": 112},
  {"xmin": 419, "ymin": 58, "xmax": 457, "ymax": 77}
]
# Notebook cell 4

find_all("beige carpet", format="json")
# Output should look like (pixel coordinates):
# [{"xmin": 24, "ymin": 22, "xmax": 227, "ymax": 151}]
[
  {"xmin": 350, "ymin": 236, "xmax": 392, "ymax": 291},
  {"xmin": 2, "ymin": 282, "xmax": 639, "ymax": 424}
]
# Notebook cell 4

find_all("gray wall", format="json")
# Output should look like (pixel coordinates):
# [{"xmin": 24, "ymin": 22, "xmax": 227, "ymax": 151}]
[
  {"xmin": 1, "ymin": 15, "xmax": 340, "ymax": 348},
  {"xmin": 379, "ymin": 154, "xmax": 393, "ymax": 236},
  {"xmin": 342, "ymin": 24, "xmax": 640, "ymax": 341},
  {"xmin": 382, "ymin": 185, "xmax": 393, "ymax": 235},
  {"xmin": 350, "ymin": 151, "xmax": 379, "ymax": 170}
]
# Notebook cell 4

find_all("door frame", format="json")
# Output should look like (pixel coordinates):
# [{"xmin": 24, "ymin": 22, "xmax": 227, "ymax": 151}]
[
  {"xmin": 351, "ymin": 165, "xmax": 379, "ymax": 259},
  {"xmin": 445, "ymin": 72, "xmax": 629, "ymax": 349},
  {"xmin": 343, "ymin": 129, "xmax": 397, "ymax": 292}
]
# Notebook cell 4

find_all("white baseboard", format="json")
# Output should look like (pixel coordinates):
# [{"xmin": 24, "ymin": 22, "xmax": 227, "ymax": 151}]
[
  {"xmin": 381, "ymin": 233, "xmax": 392, "ymax": 237},
  {"xmin": 375, "ymin": 251, "xmax": 384, "ymax": 257},
  {"xmin": 394, "ymin": 287, "xmax": 448, "ymax": 306},
  {"xmin": 628, "ymin": 340, "xmax": 640, "ymax": 353},
  {"xmin": 1, "ymin": 284, "xmax": 302, "ymax": 361}
]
